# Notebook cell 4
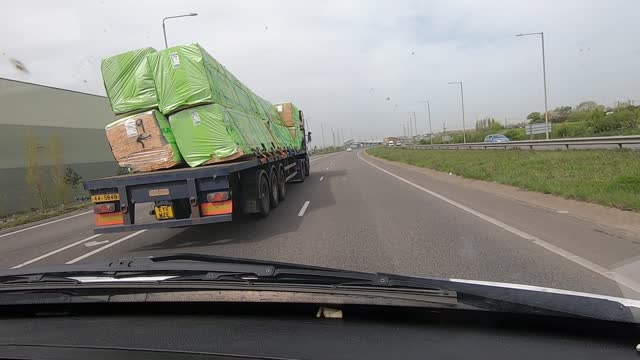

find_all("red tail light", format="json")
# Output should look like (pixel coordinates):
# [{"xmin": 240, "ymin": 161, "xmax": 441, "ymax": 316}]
[
  {"xmin": 206, "ymin": 191, "xmax": 229, "ymax": 202},
  {"xmin": 94, "ymin": 202, "xmax": 116, "ymax": 214}
]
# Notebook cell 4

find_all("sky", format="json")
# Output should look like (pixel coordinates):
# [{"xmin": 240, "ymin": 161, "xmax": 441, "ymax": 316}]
[{"xmin": 1, "ymin": 0, "xmax": 640, "ymax": 143}]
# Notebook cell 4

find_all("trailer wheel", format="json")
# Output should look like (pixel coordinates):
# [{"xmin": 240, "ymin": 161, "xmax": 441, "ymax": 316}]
[
  {"xmin": 277, "ymin": 164, "xmax": 286, "ymax": 201},
  {"xmin": 257, "ymin": 172, "xmax": 270, "ymax": 217},
  {"xmin": 269, "ymin": 167, "xmax": 280, "ymax": 208}
]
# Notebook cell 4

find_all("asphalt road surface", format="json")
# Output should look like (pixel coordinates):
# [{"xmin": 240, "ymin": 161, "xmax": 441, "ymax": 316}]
[{"xmin": 2, "ymin": 150, "xmax": 640, "ymax": 300}]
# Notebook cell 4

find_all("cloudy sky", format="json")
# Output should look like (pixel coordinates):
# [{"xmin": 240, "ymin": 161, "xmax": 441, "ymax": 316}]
[{"xmin": 1, "ymin": 0, "xmax": 640, "ymax": 142}]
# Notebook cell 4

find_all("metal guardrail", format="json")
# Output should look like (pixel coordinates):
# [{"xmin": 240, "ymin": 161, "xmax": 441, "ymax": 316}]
[{"xmin": 404, "ymin": 135, "xmax": 640, "ymax": 151}]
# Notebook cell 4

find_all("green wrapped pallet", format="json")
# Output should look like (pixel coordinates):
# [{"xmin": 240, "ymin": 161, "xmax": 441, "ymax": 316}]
[
  {"xmin": 169, "ymin": 104, "xmax": 281, "ymax": 167},
  {"xmin": 270, "ymin": 121, "xmax": 299, "ymax": 150},
  {"xmin": 148, "ymin": 43, "xmax": 283, "ymax": 123},
  {"xmin": 101, "ymin": 47, "xmax": 158, "ymax": 114}
]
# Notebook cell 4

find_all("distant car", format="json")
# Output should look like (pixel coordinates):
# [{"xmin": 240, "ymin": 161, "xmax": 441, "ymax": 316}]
[
  {"xmin": 484, "ymin": 134, "xmax": 510, "ymax": 143},
  {"xmin": 346, "ymin": 147, "xmax": 353, "ymax": 152},
  {"xmin": 395, "ymin": 142, "xmax": 402, "ymax": 146}
]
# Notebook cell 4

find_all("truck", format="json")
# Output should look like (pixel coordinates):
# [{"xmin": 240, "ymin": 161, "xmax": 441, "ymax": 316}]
[{"xmin": 84, "ymin": 110, "xmax": 311, "ymax": 234}]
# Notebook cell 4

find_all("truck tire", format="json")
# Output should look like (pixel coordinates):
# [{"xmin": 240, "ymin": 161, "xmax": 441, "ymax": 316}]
[
  {"xmin": 277, "ymin": 164, "xmax": 286, "ymax": 201},
  {"xmin": 257, "ymin": 172, "xmax": 270, "ymax": 217},
  {"xmin": 304, "ymin": 158, "xmax": 310, "ymax": 176},
  {"xmin": 297, "ymin": 159, "xmax": 306, "ymax": 182},
  {"xmin": 269, "ymin": 167, "xmax": 280, "ymax": 208}
]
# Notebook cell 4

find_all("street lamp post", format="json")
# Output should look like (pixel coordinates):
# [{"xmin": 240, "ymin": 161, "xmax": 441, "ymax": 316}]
[
  {"xmin": 320, "ymin": 121, "xmax": 326, "ymax": 148},
  {"xmin": 516, "ymin": 31, "xmax": 549, "ymax": 139},
  {"xmin": 419, "ymin": 100, "xmax": 433, "ymax": 145},
  {"xmin": 448, "ymin": 81, "xmax": 466, "ymax": 143},
  {"xmin": 162, "ymin": 13, "xmax": 198, "ymax": 49}
]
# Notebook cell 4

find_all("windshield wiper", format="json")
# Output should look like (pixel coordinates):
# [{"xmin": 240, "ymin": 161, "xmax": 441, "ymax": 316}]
[
  {"xmin": 147, "ymin": 254, "xmax": 449, "ymax": 291},
  {"xmin": 0, "ymin": 254, "xmax": 446, "ymax": 293}
]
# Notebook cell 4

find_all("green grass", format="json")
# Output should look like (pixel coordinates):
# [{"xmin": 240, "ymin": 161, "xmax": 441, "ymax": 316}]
[
  {"xmin": 0, "ymin": 202, "xmax": 91, "ymax": 231},
  {"xmin": 367, "ymin": 147, "xmax": 640, "ymax": 211}
]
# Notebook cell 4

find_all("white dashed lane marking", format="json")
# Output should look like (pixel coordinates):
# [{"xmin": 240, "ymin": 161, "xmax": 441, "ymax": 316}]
[{"xmin": 298, "ymin": 201, "xmax": 311, "ymax": 217}]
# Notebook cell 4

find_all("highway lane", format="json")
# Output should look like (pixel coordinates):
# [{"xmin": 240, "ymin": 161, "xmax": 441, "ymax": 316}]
[{"xmin": 1, "ymin": 150, "xmax": 639, "ymax": 300}]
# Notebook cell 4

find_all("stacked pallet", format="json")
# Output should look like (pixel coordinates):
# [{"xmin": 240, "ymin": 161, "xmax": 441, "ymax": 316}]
[
  {"xmin": 101, "ymin": 48, "xmax": 184, "ymax": 172},
  {"xmin": 274, "ymin": 102, "xmax": 304, "ymax": 147}
]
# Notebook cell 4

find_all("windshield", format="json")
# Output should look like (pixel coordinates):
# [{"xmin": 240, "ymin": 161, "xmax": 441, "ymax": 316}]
[{"xmin": 1, "ymin": 0, "xmax": 640, "ymax": 311}]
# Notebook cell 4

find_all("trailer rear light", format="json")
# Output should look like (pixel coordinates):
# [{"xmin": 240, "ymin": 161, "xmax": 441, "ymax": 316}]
[
  {"xmin": 206, "ymin": 191, "xmax": 229, "ymax": 202},
  {"xmin": 94, "ymin": 202, "xmax": 116, "ymax": 214},
  {"xmin": 200, "ymin": 200, "xmax": 233, "ymax": 216},
  {"xmin": 95, "ymin": 212, "xmax": 124, "ymax": 226}
]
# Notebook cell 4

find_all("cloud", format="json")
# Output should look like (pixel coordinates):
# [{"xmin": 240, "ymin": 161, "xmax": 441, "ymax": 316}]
[{"xmin": 1, "ymin": 0, "xmax": 639, "ymax": 141}]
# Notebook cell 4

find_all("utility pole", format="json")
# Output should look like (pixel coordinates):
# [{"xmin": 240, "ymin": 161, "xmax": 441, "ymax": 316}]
[
  {"xmin": 419, "ymin": 100, "xmax": 433, "ymax": 145},
  {"xmin": 413, "ymin": 111, "xmax": 418, "ymax": 138},
  {"xmin": 320, "ymin": 121, "xmax": 326, "ymax": 148},
  {"xmin": 516, "ymin": 32, "xmax": 550, "ymax": 139},
  {"xmin": 448, "ymin": 81, "xmax": 466, "ymax": 143}
]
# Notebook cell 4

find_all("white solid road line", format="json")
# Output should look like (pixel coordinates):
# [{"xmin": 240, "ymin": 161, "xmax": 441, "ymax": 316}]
[
  {"xmin": 11, "ymin": 233, "xmax": 102, "ymax": 269},
  {"xmin": 320, "ymin": 176, "xmax": 324, "ymax": 181},
  {"xmin": 0, "ymin": 210, "xmax": 93, "ymax": 239},
  {"xmin": 66, "ymin": 230, "xmax": 147, "ymax": 264},
  {"xmin": 298, "ymin": 201, "xmax": 311, "ymax": 217},
  {"xmin": 357, "ymin": 151, "xmax": 640, "ymax": 295}
]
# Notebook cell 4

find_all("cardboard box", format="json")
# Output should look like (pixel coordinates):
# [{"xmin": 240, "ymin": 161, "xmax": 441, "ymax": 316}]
[{"xmin": 105, "ymin": 110, "xmax": 183, "ymax": 172}]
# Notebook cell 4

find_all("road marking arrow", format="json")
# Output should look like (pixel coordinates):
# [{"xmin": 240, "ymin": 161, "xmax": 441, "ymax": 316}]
[{"xmin": 85, "ymin": 240, "xmax": 110, "ymax": 247}]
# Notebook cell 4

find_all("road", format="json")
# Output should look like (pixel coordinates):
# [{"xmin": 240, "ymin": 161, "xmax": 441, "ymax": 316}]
[{"xmin": 1, "ymin": 150, "xmax": 640, "ymax": 300}]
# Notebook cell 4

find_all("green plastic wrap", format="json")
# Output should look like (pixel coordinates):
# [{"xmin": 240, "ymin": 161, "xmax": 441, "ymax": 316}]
[
  {"xmin": 270, "ymin": 122, "xmax": 299, "ymax": 150},
  {"xmin": 169, "ymin": 104, "xmax": 281, "ymax": 167},
  {"xmin": 148, "ymin": 43, "xmax": 283, "ymax": 122},
  {"xmin": 101, "ymin": 47, "xmax": 158, "ymax": 114}
]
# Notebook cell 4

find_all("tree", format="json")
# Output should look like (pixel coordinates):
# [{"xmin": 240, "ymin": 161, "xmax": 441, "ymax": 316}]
[
  {"xmin": 64, "ymin": 167, "xmax": 82, "ymax": 188},
  {"xmin": 550, "ymin": 106, "xmax": 572, "ymax": 123},
  {"xmin": 575, "ymin": 101, "xmax": 598, "ymax": 112},
  {"xmin": 24, "ymin": 132, "xmax": 47, "ymax": 209},
  {"xmin": 48, "ymin": 136, "xmax": 69, "ymax": 204},
  {"xmin": 527, "ymin": 112, "xmax": 542, "ymax": 123}
]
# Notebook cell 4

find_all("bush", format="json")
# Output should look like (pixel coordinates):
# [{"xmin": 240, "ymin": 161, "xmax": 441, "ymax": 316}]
[
  {"xmin": 588, "ymin": 109, "xmax": 640, "ymax": 133},
  {"xmin": 555, "ymin": 122, "xmax": 590, "ymax": 138},
  {"xmin": 503, "ymin": 129, "xmax": 525, "ymax": 141},
  {"xmin": 567, "ymin": 111, "xmax": 591, "ymax": 123}
]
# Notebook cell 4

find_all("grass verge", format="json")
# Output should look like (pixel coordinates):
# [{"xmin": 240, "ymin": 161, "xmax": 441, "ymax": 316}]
[
  {"xmin": 0, "ymin": 202, "xmax": 91, "ymax": 231},
  {"xmin": 367, "ymin": 147, "xmax": 640, "ymax": 211}
]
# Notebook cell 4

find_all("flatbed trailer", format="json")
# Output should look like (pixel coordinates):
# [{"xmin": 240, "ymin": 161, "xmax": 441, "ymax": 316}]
[{"xmin": 84, "ymin": 149, "xmax": 310, "ymax": 234}]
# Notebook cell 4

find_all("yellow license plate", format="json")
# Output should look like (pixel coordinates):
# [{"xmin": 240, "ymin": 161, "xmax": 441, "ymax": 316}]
[
  {"xmin": 155, "ymin": 205, "xmax": 175, "ymax": 220},
  {"xmin": 91, "ymin": 193, "xmax": 120, "ymax": 203}
]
